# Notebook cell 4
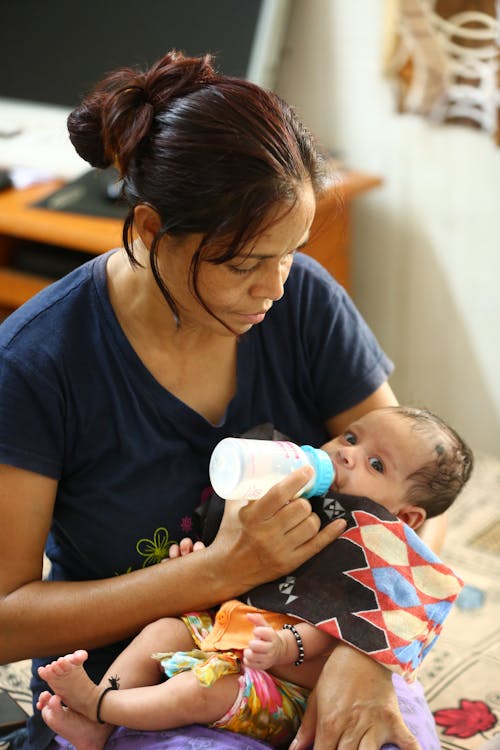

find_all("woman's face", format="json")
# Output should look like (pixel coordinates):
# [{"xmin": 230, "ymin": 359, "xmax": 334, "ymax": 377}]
[{"xmin": 158, "ymin": 183, "xmax": 316, "ymax": 335}]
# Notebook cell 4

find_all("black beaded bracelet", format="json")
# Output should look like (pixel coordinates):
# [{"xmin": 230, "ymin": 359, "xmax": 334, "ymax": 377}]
[{"xmin": 282, "ymin": 623, "xmax": 305, "ymax": 666}]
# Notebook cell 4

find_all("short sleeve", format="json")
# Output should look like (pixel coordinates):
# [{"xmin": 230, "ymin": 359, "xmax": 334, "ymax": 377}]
[
  {"xmin": 308, "ymin": 285, "xmax": 393, "ymax": 416},
  {"xmin": 0, "ymin": 349, "xmax": 64, "ymax": 478},
  {"xmin": 282, "ymin": 254, "xmax": 394, "ymax": 419}
]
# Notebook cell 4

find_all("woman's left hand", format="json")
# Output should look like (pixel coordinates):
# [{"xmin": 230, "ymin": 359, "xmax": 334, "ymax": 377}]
[{"xmin": 290, "ymin": 643, "xmax": 421, "ymax": 750}]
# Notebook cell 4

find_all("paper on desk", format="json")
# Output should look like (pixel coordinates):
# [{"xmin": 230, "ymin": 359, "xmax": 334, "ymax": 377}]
[{"xmin": 0, "ymin": 97, "xmax": 89, "ymax": 181}]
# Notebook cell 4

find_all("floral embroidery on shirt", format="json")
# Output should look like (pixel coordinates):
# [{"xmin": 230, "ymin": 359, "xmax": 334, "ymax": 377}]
[
  {"xmin": 136, "ymin": 527, "xmax": 175, "ymax": 567},
  {"xmin": 114, "ymin": 566, "xmax": 133, "ymax": 576},
  {"xmin": 180, "ymin": 516, "xmax": 193, "ymax": 533}
]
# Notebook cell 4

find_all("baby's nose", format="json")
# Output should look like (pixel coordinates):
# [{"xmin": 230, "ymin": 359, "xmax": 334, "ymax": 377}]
[{"xmin": 338, "ymin": 447, "xmax": 356, "ymax": 467}]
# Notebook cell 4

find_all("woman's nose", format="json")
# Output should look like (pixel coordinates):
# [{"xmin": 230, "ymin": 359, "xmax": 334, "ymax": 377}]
[{"xmin": 251, "ymin": 266, "xmax": 286, "ymax": 302}]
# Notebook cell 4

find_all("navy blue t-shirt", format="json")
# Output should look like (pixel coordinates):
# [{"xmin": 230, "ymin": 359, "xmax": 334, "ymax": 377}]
[{"xmin": 0, "ymin": 250, "xmax": 392, "ymax": 748}]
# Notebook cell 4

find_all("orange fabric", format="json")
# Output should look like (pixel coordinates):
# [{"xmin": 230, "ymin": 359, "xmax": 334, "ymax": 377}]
[{"xmin": 199, "ymin": 599, "xmax": 303, "ymax": 651}]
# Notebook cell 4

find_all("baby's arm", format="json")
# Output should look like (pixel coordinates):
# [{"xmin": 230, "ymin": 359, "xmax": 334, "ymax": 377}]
[{"xmin": 243, "ymin": 612, "xmax": 334, "ymax": 671}]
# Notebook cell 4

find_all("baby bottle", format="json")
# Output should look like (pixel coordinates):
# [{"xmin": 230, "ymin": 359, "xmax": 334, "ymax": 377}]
[{"xmin": 209, "ymin": 438, "xmax": 335, "ymax": 501}]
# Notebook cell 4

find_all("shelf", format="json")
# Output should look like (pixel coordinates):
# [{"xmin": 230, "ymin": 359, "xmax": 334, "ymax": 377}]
[
  {"xmin": 0, "ymin": 168, "xmax": 382, "ymax": 313},
  {"xmin": 0, "ymin": 267, "xmax": 51, "ymax": 310},
  {"xmin": 0, "ymin": 180, "xmax": 122, "ymax": 253}
]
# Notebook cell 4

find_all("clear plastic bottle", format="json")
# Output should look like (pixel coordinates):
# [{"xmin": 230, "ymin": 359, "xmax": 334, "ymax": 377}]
[{"xmin": 209, "ymin": 437, "xmax": 335, "ymax": 501}]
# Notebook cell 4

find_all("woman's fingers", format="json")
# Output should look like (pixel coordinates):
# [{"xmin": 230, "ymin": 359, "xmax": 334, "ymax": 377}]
[
  {"xmin": 291, "ymin": 645, "xmax": 423, "ymax": 750},
  {"xmin": 289, "ymin": 690, "xmax": 316, "ymax": 750},
  {"xmin": 213, "ymin": 467, "xmax": 346, "ymax": 589},
  {"xmin": 310, "ymin": 710, "xmax": 422, "ymax": 750},
  {"xmin": 239, "ymin": 467, "xmax": 347, "ymax": 557},
  {"xmin": 241, "ymin": 466, "xmax": 315, "ymax": 520}
]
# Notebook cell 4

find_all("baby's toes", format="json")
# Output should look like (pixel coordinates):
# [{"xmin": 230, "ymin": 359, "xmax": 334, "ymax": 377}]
[{"xmin": 36, "ymin": 690, "xmax": 53, "ymax": 710}]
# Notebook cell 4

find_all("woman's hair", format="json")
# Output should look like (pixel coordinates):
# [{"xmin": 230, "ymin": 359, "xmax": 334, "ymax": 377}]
[
  {"xmin": 394, "ymin": 406, "xmax": 474, "ymax": 518},
  {"xmin": 67, "ymin": 50, "xmax": 330, "ymax": 319}
]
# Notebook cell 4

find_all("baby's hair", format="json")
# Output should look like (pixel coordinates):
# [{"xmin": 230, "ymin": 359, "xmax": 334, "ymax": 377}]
[
  {"xmin": 393, "ymin": 406, "xmax": 474, "ymax": 518},
  {"xmin": 67, "ymin": 50, "xmax": 333, "ymax": 325}
]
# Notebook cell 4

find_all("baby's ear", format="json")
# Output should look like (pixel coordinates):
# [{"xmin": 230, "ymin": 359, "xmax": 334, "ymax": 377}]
[{"xmin": 397, "ymin": 504, "xmax": 427, "ymax": 530}]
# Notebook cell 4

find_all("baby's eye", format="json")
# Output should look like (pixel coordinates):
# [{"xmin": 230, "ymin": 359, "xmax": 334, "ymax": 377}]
[
  {"xmin": 344, "ymin": 431, "xmax": 356, "ymax": 445},
  {"xmin": 369, "ymin": 457, "xmax": 384, "ymax": 473}
]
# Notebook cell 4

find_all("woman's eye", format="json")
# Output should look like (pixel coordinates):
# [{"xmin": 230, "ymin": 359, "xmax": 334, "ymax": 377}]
[
  {"xmin": 227, "ymin": 250, "xmax": 295, "ymax": 276},
  {"xmin": 344, "ymin": 432, "xmax": 356, "ymax": 445},
  {"xmin": 227, "ymin": 264, "xmax": 257, "ymax": 275},
  {"xmin": 369, "ymin": 457, "xmax": 384, "ymax": 473}
]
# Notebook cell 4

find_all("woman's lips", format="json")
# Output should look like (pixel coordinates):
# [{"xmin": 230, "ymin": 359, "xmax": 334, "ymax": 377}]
[{"xmin": 236, "ymin": 310, "xmax": 269, "ymax": 324}]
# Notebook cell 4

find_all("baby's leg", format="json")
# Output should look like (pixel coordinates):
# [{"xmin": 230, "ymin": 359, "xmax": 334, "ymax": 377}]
[
  {"xmin": 37, "ymin": 617, "xmax": 194, "ymax": 750},
  {"xmin": 99, "ymin": 616, "xmax": 194, "ymax": 690},
  {"xmin": 37, "ymin": 690, "xmax": 108, "ymax": 750},
  {"xmin": 40, "ymin": 652, "xmax": 240, "ymax": 731},
  {"xmin": 97, "ymin": 669, "xmax": 240, "ymax": 730}
]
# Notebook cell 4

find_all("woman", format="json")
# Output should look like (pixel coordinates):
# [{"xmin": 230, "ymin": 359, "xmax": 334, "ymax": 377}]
[{"xmin": 0, "ymin": 50, "xmax": 435, "ymax": 750}]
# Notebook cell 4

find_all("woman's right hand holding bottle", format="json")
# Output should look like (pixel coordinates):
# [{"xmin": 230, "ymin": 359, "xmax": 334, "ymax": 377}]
[{"xmin": 207, "ymin": 466, "xmax": 346, "ymax": 598}]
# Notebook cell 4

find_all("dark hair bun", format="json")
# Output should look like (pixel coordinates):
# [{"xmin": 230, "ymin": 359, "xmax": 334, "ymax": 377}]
[{"xmin": 67, "ymin": 50, "xmax": 217, "ymax": 172}]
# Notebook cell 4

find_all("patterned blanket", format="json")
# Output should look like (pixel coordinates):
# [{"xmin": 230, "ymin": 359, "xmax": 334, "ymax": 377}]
[{"xmin": 242, "ymin": 492, "xmax": 463, "ymax": 682}]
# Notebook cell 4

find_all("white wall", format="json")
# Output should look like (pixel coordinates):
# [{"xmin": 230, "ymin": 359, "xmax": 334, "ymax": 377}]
[{"xmin": 275, "ymin": 0, "xmax": 500, "ymax": 457}]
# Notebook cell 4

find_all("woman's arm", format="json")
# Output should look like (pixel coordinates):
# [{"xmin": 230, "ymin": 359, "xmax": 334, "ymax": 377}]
[
  {"xmin": 291, "ymin": 644, "xmax": 421, "ymax": 750},
  {"xmin": 0, "ymin": 463, "xmax": 346, "ymax": 664},
  {"xmin": 417, "ymin": 512, "xmax": 448, "ymax": 554},
  {"xmin": 325, "ymin": 381, "xmax": 398, "ymax": 436}
]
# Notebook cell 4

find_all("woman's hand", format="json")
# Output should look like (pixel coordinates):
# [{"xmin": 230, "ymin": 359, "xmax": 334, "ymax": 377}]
[
  {"xmin": 290, "ymin": 644, "xmax": 421, "ymax": 750},
  {"xmin": 207, "ymin": 466, "xmax": 346, "ymax": 598}
]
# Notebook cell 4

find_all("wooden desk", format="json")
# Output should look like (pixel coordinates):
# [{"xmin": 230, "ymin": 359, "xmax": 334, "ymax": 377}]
[{"xmin": 0, "ymin": 170, "xmax": 381, "ymax": 312}]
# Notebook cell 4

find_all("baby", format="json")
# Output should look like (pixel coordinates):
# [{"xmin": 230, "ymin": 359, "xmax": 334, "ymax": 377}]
[{"xmin": 37, "ymin": 406, "xmax": 473, "ymax": 749}]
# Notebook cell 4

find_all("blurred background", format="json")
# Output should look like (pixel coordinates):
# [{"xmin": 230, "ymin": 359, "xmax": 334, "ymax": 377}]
[{"xmin": 274, "ymin": 0, "xmax": 500, "ymax": 459}]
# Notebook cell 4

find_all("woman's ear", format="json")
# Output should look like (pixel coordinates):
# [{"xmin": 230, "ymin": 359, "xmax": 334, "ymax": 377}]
[
  {"xmin": 397, "ymin": 504, "xmax": 427, "ymax": 531},
  {"xmin": 133, "ymin": 204, "xmax": 162, "ymax": 249}
]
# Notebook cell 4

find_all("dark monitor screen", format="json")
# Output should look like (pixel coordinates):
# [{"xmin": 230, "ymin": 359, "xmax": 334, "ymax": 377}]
[{"xmin": 1, "ymin": 0, "xmax": 291, "ymax": 107}]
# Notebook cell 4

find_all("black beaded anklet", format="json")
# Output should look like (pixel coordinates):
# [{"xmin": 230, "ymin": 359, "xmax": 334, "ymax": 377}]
[
  {"xmin": 96, "ymin": 675, "xmax": 120, "ymax": 724},
  {"xmin": 282, "ymin": 623, "xmax": 305, "ymax": 666}
]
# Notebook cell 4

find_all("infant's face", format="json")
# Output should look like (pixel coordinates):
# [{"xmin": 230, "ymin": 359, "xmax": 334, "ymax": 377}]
[{"xmin": 320, "ymin": 409, "xmax": 434, "ymax": 513}]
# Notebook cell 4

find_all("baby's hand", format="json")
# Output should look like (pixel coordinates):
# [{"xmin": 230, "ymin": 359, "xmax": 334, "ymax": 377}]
[
  {"xmin": 168, "ymin": 538, "xmax": 206, "ymax": 559},
  {"xmin": 243, "ymin": 612, "xmax": 285, "ymax": 671}
]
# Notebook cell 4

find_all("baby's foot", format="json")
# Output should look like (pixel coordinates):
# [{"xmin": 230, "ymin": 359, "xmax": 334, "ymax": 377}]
[
  {"xmin": 37, "ymin": 692, "xmax": 111, "ymax": 750},
  {"xmin": 37, "ymin": 650, "xmax": 100, "ymax": 721}
]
